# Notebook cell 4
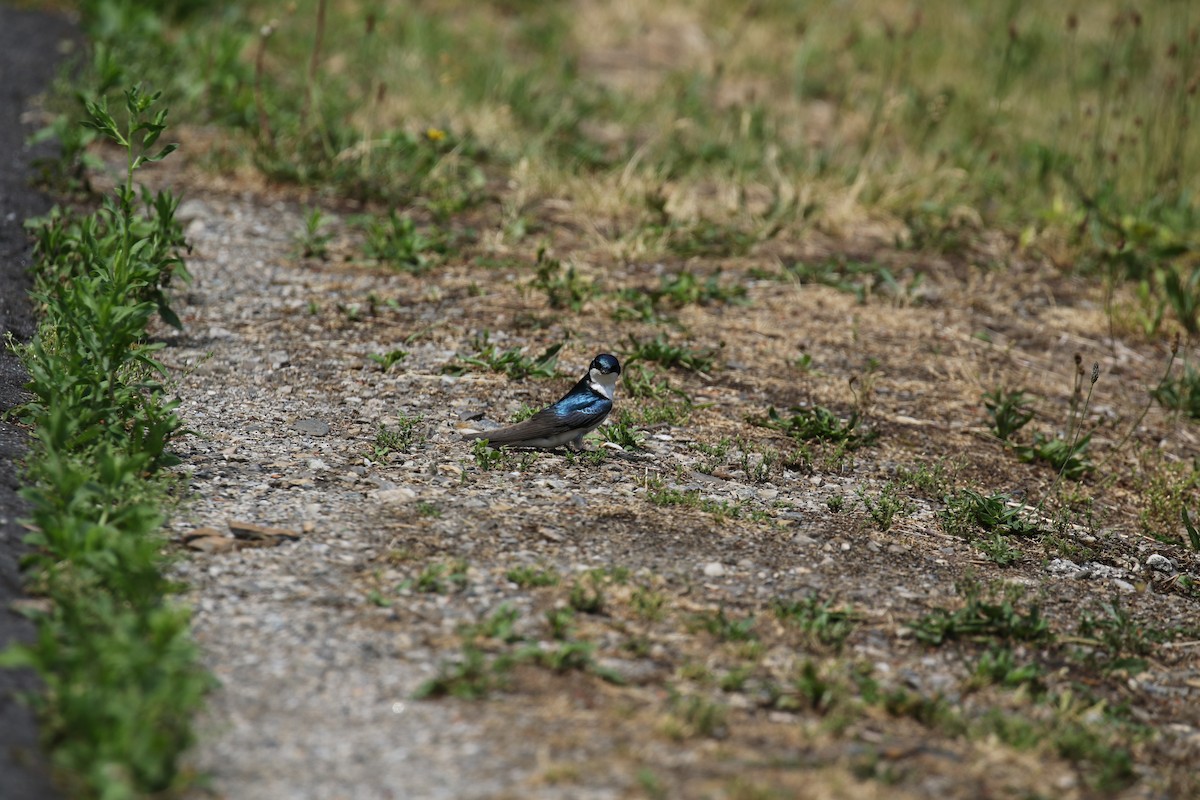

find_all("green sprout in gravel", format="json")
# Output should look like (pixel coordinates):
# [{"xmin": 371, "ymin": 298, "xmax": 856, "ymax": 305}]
[
  {"xmin": 363, "ymin": 209, "xmax": 447, "ymax": 272},
  {"xmin": 528, "ymin": 248, "xmax": 598, "ymax": 311},
  {"xmin": 367, "ymin": 347, "xmax": 408, "ymax": 372},
  {"xmin": 444, "ymin": 331, "xmax": 563, "ymax": 380},
  {"xmin": 295, "ymin": 206, "xmax": 332, "ymax": 259},
  {"xmin": 372, "ymin": 412, "xmax": 427, "ymax": 458},
  {"xmin": 910, "ymin": 579, "xmax": 1051, "ymax": 646},
  {"xmin": 857, "ymin": 482, "xmax": 914, "ymax": 532},
  {"xmin": 773, "ymin": 594, "xmax": 860, "ymax": 652},
  {"xmin": 624, "ymin": 334, "xmax": 717, "ymax": 373},
  {"xmin": 758, "ymin": 405, "xmax": 877, "ymax": 449},
  {"xmin": 983, "ymin": 388, "xmax": 1035, "ymax": 442}
]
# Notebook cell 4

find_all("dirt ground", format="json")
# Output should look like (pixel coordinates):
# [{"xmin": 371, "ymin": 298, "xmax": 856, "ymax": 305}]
[
  {"xmin": 136, "ymin": 137, "xmax": 1200, "ymax": 798},
  {"xmin": 2, "ymin": 6, "xmax": 1198, "ymax": 791}
]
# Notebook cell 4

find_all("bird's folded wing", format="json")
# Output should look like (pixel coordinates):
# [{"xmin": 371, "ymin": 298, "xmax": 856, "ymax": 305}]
[{"xmin": 465, "ymin": 397, "xmax": 611, "ymax": 443}]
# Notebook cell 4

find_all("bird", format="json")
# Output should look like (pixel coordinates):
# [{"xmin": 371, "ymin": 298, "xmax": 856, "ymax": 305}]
[{"xmin": 462, "ymin": 353, "xmax": 621, "ymax": 449}]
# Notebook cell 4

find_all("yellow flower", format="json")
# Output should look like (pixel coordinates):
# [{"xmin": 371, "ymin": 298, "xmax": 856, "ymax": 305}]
[{"xmin": 425, "ymin": 127, "xmax": 446, "ymax": 142}]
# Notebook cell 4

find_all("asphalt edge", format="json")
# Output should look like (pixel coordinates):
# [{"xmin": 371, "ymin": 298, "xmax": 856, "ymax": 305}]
[{"xmin": 0, "ymin": 6, "xmax": 80, "ymax": 799}]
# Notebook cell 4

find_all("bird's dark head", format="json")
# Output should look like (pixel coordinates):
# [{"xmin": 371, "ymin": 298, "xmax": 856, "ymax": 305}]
[
  {"xmin": 590, "ymin": 353, "xmax": 621, "ymax": 376},
  {"xmin": 587, "ymin": 353, "xmax": 621, "ymax": 400}
]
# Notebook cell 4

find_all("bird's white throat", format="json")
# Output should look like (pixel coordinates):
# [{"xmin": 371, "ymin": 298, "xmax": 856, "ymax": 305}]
[{"xmin": 589, "ymin": 367, "xmax": 618, "ymax": 401}]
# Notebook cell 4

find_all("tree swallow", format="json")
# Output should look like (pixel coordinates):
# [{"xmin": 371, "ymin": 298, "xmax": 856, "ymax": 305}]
[{"xmin": 463, "ymin": 353, "xmax": 621, "ymax": 449}]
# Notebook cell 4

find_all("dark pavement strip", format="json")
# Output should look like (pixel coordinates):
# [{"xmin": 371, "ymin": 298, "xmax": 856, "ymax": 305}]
[{"xmin": 1, "ymin": 5, "xmax": 78, "ymax": 799}]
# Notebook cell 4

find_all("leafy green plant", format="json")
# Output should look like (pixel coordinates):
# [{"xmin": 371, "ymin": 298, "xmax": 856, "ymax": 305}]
[
  {"xmin": 1076, "ymin": 596, "xmax": 1163, "ymax": 673},
  {"xmin": 909, "ymin": 579, "xmax": 1052, "ymax": 646},
  {"xmin": 1152, "ymin": 365, "xmax": 1200, "ymax": 419},
  {"xmin": 296, "ymin": 206, "xmax": 332, "ymax": 259},
  {"xmin": 1016, "ymin": 431, "xmax": 1093, "ymax": 480},
  {"xmin": 983, "ymin": 388, "xmax": 1034, "ymax": 442},
  {"xmin": 969, "ymin": 647, "xmax": 1043, "ymax": 692},
  {"xmin": 664, "ymin": 692, "xmax": 728, "ymax": 739},
  {"xmin": 689, "ymin": 608, "xmax": 757, "ymax": 642},
  {"xmin": 624, "ymin": 334, "xmax": 717, "ymax": 373},
  {"xmin": 895, "ymin": 458, "xmax": 954, "ymax": 497},
  {"xmin": 410, "ymin": 560, "xmax": 469, "ymax": 594},
  {"xmin": 940, "ymin": 489, "xmax": 1040, "ymax": 538},
  {"xmin": 3, "ymin": 86, "xmax": 210, "ymax": 798},
  {"xmin": 445, "ymin": 331, "xmax": 563, "ymax": 380},
  {"xmin": 528, "ymin": 248, "xmax": 597, "ymax": 311},
  {"xmin": 568, "ymin": 574, "xmax": 605, "ymax": 614},
  {"xmin": 644, "ymin": 478, "xmax": 742, "ymax": 522},
  {"xmin": 758, "ymin": 405, "xmax": 877, "ymax": 449},
  {"xmin": 975, "ymin": 533, "xmax": 1022, "ymax": 566},
  {"xmin": 506, "ymin": 565, "xmax": 560, "ymax": 588},
  {"xmin": 857, "ymin": 482, "xmax": 913, "ymax": 532},
  {"xmin": 372, "ymin": 413, "xmax": 427, "ymax": 458},
  {"xmin": 631, "ymin": 585, "xmax": 668, "ymax": 621},
  {"xmin": 414, "ymin": 644, "xmax": 512, "ymax": 700},
  {"xmin": 773, "ymin": 595, "xmax": 859, "ymax": 651},
  {"xmin": 1182, "ymin": 508, "xmax": 1200, "ymax": 552},
  {"xmin": 783, "ymin": 257, "xmax": 924, "ymax": 305},
  {"xmin": 364, "ymin": 210, "xmax": 446, "ymax": 272},
  {"xmin": 599, "ymin": 413, "xmax": 646, "ymax": 450},
  {"xmin": 367, "ymin": 348, "xmax": 408, "ymax": 372}
]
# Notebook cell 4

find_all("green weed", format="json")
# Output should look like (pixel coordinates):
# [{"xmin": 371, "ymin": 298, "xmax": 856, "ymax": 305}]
[
  {"xmin": 689, "ymin": 608, "xmax": 756, "ymax": 643},
  {"xmin": 940, "ymin": 490, "xmax": 1040, "ymax": 538},
  {"xmin": 445, "ymin": 331, "xmax": 563, "ymax": 380},
  {"xmin": 773, "ymin": 595, "xmax": 859, "ymax": 651},
  {"xmin": 363, "ymin": 210, "xmax": 447, "ymax": 272},
  {"xmin": 910, "ymin": 579, "xmax": 1052, "ymax": 646},
  {"xmin": 5, "ymin": 86, "xmax": 209, "ymax": 798},
  {"xmin": 528, "ymin": 249, "xmax": 597, "ymax": 311},
  {"xmin": 599, "ymin": 413, "xmax": 646, "ymax": 450},
  {"xmin": 295, "ymin": 206, "xmax": 332, "ymax": 259},
  {"xmin": 1016, "ymin": 432, "xmax": 1094, "ymax": 480},
  {"xmin": 857, "ymin": 482, "xmax": 913, "ymax": 532},
  {"xmin": 1076, "ymin": 596, "xmax": 1163, "ymax": 673},
  {"xmin": 664, "ymin": 692, "xmax": 728, "ymax": 739},
  {"xmin": 895, "ymin": 458, "xmax": 955, "ymax": 497},
  {"xmin": 372, "ymin": 413, "xmax": 427, "ymax": 458},
  {"xmin": 410, "ymin": 560, "xmax": 469, "ymax": 594},
  {"xmin": 983, "ymin": 388, "xmax": 1034, "ymax": 442},
  {"xmin": 367, "ymin": 348, "xmax": 409, "ymax": 372},
  {"xmin": 1152, "ymin": 364, "xmax": 1200, "ymax": 419},
  {"xmin": 783, "ymin": 258, "xmax": 925, "ymax": 305},
  {"xmin": 506, "ymin": 565, "xmax": 560, "ymax": 588},
  {"xmin": 624, "ymin": 334, "xmax": 717, "ymax": 373},
  {"xmin": 757, "ymin": 406, "xmax": 877, "ymax": 449}
]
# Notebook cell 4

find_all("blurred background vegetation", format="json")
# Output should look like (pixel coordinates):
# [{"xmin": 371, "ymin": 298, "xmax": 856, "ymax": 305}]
[{"xmin": 33, "ymin": 0, "xmax": 1200, "ymax": 332}]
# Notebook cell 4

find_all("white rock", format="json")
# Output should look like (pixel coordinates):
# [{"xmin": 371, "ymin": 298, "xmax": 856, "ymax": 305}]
[
  {"xmin": 1146, "ymin": 553, "xmax": 1175, "ymax": 573},
  {"xmin": 372, "ymin": 488, "xmax": 417, "ymax": 505},
  {"xmin": 702, "ymin": 561, "xmax": 726, "ymax": 577}
]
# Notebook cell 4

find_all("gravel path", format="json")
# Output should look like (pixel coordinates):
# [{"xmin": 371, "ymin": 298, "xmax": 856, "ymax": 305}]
[
  {"xmin": 168, "ymin": 194, "xmax": 658, "ymax": 798},
  {"xmin": 159, "ymin": 180, "xmax": 1199, "ymax": 798},
  {"xmin": 164, "ymin": 192, "xmax": 874, "ymax": 798}
]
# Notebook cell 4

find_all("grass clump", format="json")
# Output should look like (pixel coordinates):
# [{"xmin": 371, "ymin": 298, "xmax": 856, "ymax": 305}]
[
  {"xmin": 363, "ymin": 210, "xmax": 447, "ymax": 272},
  {"xmin": 857, "ymin": 482, "xmax": 914, "ymax": 532},
  {"xmin": 773, "ymin": 595, "xmax": 859, "ymax": 652},
  {"xmin": 444, "ymin": 332, "xmax": 563, "ymax": 380},
  {"xmin": 757, "ymin": 405, "xmax": 877, "ymax": 449},
  {"xmin": 1, "ymin": 87, "xmax": 210, "ymax": 798},
  {"xmin": 909, "ymin": 579, "xmax": 1052, "ymax": 647}
]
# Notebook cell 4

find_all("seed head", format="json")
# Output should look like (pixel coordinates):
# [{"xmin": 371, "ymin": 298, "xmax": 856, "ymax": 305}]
[{"xmin": 1091, "ymin": 363, "xmax": 1099, "ymax": 384}]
